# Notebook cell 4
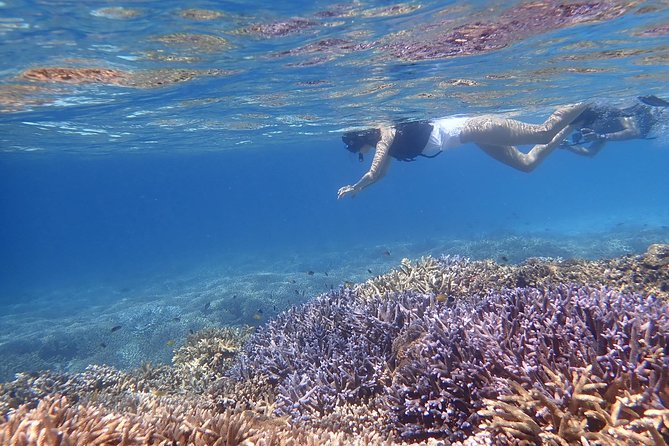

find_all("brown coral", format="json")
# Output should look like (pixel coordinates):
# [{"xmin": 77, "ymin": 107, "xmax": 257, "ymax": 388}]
[
  {"xmin": 0, "ymin": 394, "xmax": 402, "ymax": 446},
  {"xmin": 355, "ymin": 244, "xmax": 669, "ymax": 302},
  {"xmin": 0, "ymin": 395, "xmax": 257, "ymax": 446},
  {"xmin": 482, "ymin": 355, "xmax": 669, "ymax": 445},
  {"xmin": 173, "ymin": 326, "xmax": 254, "ymax": 391}
]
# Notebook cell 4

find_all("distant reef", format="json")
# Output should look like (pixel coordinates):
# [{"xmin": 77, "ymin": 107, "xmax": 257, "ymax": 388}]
[{"xmin": 2, "ymin": 244, "xmax": 669, "ymax": 445}]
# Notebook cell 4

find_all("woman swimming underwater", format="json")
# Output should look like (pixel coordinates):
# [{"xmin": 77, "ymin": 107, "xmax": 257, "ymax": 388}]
[{"xmin": 338, "ymin": 103, "xmax": 587, "ymax": 199}]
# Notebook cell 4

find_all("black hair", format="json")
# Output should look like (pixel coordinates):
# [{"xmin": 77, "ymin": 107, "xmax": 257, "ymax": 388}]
[{"xmin": 342, "ymin": 128, "xmax": 381, "ymax": 153}]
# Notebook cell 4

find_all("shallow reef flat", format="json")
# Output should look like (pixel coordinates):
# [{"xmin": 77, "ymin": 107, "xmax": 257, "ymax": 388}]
[{"xmin": 1, "ymin": 243, "xmax": 669, "ymax": 445}]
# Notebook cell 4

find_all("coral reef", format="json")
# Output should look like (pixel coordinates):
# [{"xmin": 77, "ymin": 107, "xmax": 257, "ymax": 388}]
[
  {"xmin": 353, "ymin": 255, "xmax": 512, "ymax": 300},
  {"xmin": 173, "ymin": 326, "xmax": 254, "ymax": 392},
  {"xmin": 0, "ymin": 363, "xmax": 189, "ymax": 417},
  {"xmin": 0, "ymin": 395, "xmax": 260, "ymax": 446},
  {"xmin": 482, "ymin": 361, "xmax": 669, "ymax": 445},
  {"xmin": 227, "ymin": 287, "xmax": 400, "ymax": 433},
  {"xmin": 229, "ymin": 282, "xmax": 669, "ymax": 443},
  {"xmin": 386, "ymin": 285, "xmax": 669, "ymax": 442},
  {"xmin": 356, "ymin": 243, "xmax": 669, "ymax": 302},
  {"xmin": 2, "ymin": 245, "xmax": 668, "ymax": 445},
  {"xmin": 0, "ymin": 395, "xmax": 404, "ymax": 445}
]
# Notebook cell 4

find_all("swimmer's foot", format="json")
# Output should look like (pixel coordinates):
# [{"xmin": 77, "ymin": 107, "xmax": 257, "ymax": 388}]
[{"xmin": 556, "ymin": 102, "xmax": 588, "ymax": 122}]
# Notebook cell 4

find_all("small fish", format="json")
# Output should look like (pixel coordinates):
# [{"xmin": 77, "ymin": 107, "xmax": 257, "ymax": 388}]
[
  {"xmin": 111, "ymin": 325, "xmax": 122, "ymax": 332},
  {"xmin": 324, "ymin": 272, "xmax": 329, "ymax": 277},
  {"xmin": 344, "ymin": 281, "xmax": 354, "ymax": 288},
  {"xmin": 203, "ymin": 302, "xmax": 211, "ymax": 311},
  {"xmin": 295, "ymin": 289, "xmax": 300, "ymax": 295},
  {"xmin": 272, "ymin": 305, "xmax": 276, "ymax": 311},
  {"xmin": 189, "ymin": 329, "xmax": 194, "ymax": 335},
  {"xmin": 172, "ymin": 317, "xmax": 181, "ymax": 322},
  {"xmin": 382, "ymin": 249, "xmax": 391, "ymax": 256},
  {"xmin": 307, "ymin": 271, "xmax": 315, "ymax": 276},
  {"xmin": 257, "ymin": 308, "xmax": 263, "ymax": 314},
  {"xmin": 166, "ymin": 339, "xmax": 175, "ymax": 347},
  {"xmin": 367, "ymin": 269, "xmax": 373, "ymax": 274},
  {"xmin": 500, "ymin": 255, "xmax": 509, "ymax": 262},
  {"xmin": 100, "ymin": 342, "xmax": 107, "ymax": 348},
  {"xmin": 290, "ymin": 279, "xmax": 296, "ymax": 284}
]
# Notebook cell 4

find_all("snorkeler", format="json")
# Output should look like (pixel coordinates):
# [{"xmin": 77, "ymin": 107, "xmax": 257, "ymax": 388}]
[
  {"xmin": 562, "ymin": 95, "xmax": 669, "ymax": 157},
  {"xmin": 337, "ymin": 103, "xmax": 587, "ymax": 199}
]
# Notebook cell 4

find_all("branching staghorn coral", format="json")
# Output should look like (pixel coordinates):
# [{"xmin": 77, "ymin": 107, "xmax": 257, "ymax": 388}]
[
  {"xmin": 173, "ymin": 326, "xmax": 254, "ymax": 392},
  {"xmin": 385, "ymin": 285, "xmax": 669, "ymax": 442},
  {"xmin": 0, "ymin": 394, "xmax": 404, "ymax": 446},
  {"xmin": 228, "ymin": 281, "xmax": 669, "ymax": 443},
  {"xmin": 227, "ymin": 287, "xmax": 403, "ymax": 434},
  {"xmin": 353, "ymin": 256, "xmax": 515, "ymax": 300},
  {"xmin": 0, "ymin": 394, "xmax": 262, "ymax": 446},
  {"xmin": 0, "ymin": 326, "xmax": 255, "ymax": 417},
  {"xmin": 356, "ymin": 244, "xmax": 669, "ymax": 302},
  {"xmin": 481, "ymin": 358, "xmax": 669, "ymax": 445},
  {"xmin": 2, "ymin": 246, "xmax": 668, "ymax": 445}
]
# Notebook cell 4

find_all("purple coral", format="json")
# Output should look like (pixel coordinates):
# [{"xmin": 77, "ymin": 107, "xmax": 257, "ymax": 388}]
[
  {"xmin": 230, "ymin": 288, "xmax": 406, "ymax": 424},
  {"xmin": 228, "ymin": 283, "xmax": 669, "ymax": 442},
  {"xmin": 386, "ymin": 286, "xmax": 669, "ymax": 441}
]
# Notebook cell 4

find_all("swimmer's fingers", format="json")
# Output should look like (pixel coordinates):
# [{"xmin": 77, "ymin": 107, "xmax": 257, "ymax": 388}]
[
  {"xmin": 337, "ymin": 185, "xmax": 355, "ymax": 199},
  {"xmin": 580, "ymin": 128, "xmax": 600, "ymax": 142}
]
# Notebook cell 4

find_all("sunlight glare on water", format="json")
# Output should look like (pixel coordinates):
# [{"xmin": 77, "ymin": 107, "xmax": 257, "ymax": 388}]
[{"xmin": 1, "ymin": 0, "xmax": 669, "ymax": 153}]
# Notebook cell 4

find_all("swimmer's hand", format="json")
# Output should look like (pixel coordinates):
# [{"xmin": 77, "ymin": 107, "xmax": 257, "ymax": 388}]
[
  {"xmin": 337, "ymin": 185, "xmax": 357, "ymax": 199},
  {"xmin": 580, "ymin": 128, "xmax": 605, "ymax": 142}
]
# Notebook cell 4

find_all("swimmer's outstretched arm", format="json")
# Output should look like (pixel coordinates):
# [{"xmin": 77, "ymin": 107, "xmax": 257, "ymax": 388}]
[{"xmin": 337, "ymin": 126, "xmax": 395, "ymax": 199}]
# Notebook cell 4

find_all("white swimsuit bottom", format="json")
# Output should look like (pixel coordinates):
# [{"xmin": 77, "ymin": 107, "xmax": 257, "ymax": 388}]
[{"xmin": 422, "ymin": 116, "xmax": 470, "ymax": 156}]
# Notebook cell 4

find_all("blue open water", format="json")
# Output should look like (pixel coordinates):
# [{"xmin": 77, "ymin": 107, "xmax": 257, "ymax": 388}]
[{"xmin": 1, "ymin": 0, "xmax": 669, "ymax": 377}]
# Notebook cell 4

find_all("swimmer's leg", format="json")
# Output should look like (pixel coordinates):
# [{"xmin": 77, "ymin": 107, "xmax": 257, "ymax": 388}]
[
  {"xmin": 461, "ymin": 103, "xmax": 587, "ymax": 146},
  {"xmin": 476, "ymin": 125, "xmax": 574, "ymax": 173}
]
